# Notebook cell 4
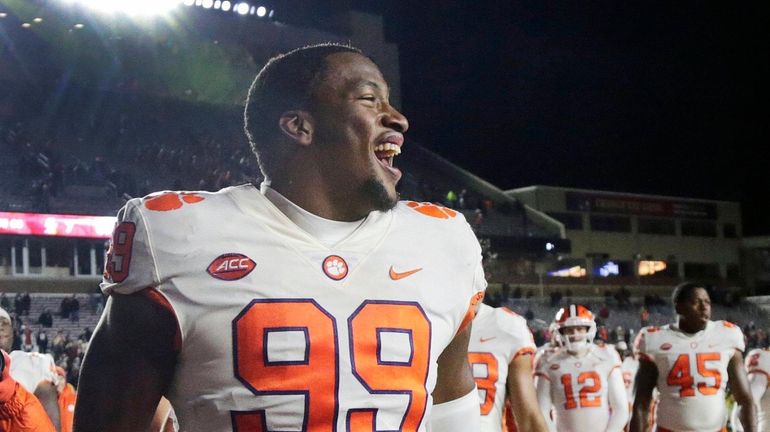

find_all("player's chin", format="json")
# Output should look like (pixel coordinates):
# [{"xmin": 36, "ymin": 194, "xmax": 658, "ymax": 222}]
[{"xmin": 361, "ymin": 178, "xmax": 398, "ymax": 212}]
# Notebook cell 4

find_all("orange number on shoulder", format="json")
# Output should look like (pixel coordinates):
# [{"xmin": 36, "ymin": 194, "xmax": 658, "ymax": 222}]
[
  {"xmin": 468, "ymin": 352, "xmax": 499, "ymax": 415},
  {"xmin": 104, "ymin": 222, "xmax": 135, "ymax": 283},
  {"xmin": 560, "ymin": 372, "xmax": 602, "ymax": 410},
  {"xmin": 232, "ymin": 299, "xmax": 431, "ymax": 431},
  {"xmin": 666, "ymin": 352, "xmax": 721, "ymax": 398}
]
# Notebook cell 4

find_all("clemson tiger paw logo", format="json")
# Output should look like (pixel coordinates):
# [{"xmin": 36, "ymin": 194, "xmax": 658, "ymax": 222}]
[
  {"xmin": 405, "ymin": 201, "xmax": 457, "ymax": 219},
  {"xmin": 144, "ymin": 192, "xmax": 205, "ymax": 212},
  {"xmin": 322, "ymin": 255, "xmax": 349, "ymax": 280}
]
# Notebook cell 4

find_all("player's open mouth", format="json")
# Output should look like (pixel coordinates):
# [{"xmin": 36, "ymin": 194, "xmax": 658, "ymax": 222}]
[{"xmin": 374, "ymin": 143, "xmax": 401, "ymax": 167}]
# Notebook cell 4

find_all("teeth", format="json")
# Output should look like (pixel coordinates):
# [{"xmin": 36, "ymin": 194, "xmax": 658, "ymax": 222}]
[{"xmin": 373, "ymin": 143, "xmax": 402, "ymax": 156}]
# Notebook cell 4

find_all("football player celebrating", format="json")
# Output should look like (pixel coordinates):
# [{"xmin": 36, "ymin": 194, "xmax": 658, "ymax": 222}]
[
  {"xmin": 630, "ymin": 282, "xmax": 757, "ymax": 432},
  {"xmin": 75, "ymin": 43, "xmax": 486, "ymax": 432},
  {"xmin": 1, "ymin": 307, "xmax": 56, "ymax": 432},
  {"xmin": 468, "ymin": 302, "xmax": 549, "ymax": 431},
  {"xmin": 535, "ymin": 305, "xmax": 629, "ymax": 432}
]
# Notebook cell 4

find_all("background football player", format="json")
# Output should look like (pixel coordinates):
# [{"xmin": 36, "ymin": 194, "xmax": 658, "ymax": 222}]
[
  {"xmin": 468, "ymin": 302, "xmax": 548, "ymax": 431},
  {"xmin": 631, "ymin": 282, "xmax": 757, "ymax": 432},
  {"xmin": 535, "ymin": 305, "xmax": 629, "ymax": 432}
]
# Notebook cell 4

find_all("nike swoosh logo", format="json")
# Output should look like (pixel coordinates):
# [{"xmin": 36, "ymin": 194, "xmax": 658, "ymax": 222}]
[
  {"xmin": 389, "ymin": 266, "xmax": 423, "ymax": 280},
  {"xmin": 480, "ymin": 337, "xmax": 496, "ymax": 343}
]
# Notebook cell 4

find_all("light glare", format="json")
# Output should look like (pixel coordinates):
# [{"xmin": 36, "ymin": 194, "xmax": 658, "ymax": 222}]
[
  {"xmin": 57, "ymin": 0, "xmax": 184, "ymax": 15},
  {"xmin": 236, "ymin": 2, "xmax": 249, "ymax": 15},
  {"xmin": 221, "ymin": 1, "xmax": 231, "ymax": 11},
  {"xmin": 256, "ymin": 6, "xmax": 266, "ymax": 16},
  {"xmin": 33, "ymin": 17, "xmax": 43, "ymax": 23},
  {"xmin": 202, "ymin": 0, "xmax": 213, "ymax": 8}
]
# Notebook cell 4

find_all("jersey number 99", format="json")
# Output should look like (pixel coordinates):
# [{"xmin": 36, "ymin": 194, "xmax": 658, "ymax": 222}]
[{"xmin": 232, "ymin": 299, "xmax": 431, "ymax": 431}]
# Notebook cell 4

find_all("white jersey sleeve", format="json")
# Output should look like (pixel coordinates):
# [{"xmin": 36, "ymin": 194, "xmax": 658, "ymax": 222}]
[
  {"xmin": 101, "ymin": 196, "xmax": 161, "ymax": 295},
  {"xmin": 8, "ymin": 351, "xmax": 58, "ymax": 394}
]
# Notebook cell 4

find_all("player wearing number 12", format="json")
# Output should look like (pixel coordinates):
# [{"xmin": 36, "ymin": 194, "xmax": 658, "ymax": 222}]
[
  {"xmin": 534, "ymin": 305, "xmax": 629, "ymax": 432},
  {"xmin": 630, "ymin": 282, "xmax": 757, "ymax": 432},
  {"xmin": 74, "ymin": 43, "xmax": 486, "ymax": 432}
]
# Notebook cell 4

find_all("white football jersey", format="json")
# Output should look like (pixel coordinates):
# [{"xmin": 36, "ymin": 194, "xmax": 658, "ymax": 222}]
[
  {"xmin": 535, "ymin": 344, "xmax": 622, "ymax": 432},
  {"xmin": 8, "ymin": 351, "xmax": 58, "ymax": 394},
  {"xmin": 620, "ymin": 356, "xmax": 639, "ymax": 406},
  {"xmin": 468, "ymin": 303, "xmax": 536, "ymax": 432},
  {"xmin": 746, "ymin": 348, "xmax": 770, "ymax": 431},
  {"xmin": 634, "ymin": 320, "xmax": 744, "ymax": 432},
  {"xmin": 101, "ymin": 185, "xmax": 486, "ymax": 432}
]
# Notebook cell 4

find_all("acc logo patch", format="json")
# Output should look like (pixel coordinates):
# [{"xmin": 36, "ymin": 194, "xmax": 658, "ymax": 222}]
[
  {"xmin": 207, "ymin": 253, "xmax": 256, "ymax": 281},
  {"xmin": 660, "ymin": 343, "xmax": 672, "ymax": 351}
]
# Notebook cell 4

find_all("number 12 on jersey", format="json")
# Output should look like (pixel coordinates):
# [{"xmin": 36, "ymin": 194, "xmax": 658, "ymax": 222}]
[
  {"xmin": 231, "ymin": 299, "xmax": 431, "ymax": 431},
  {"xmin": 560, "ymin": 372, "xmax": 602, "ymax": 410}
]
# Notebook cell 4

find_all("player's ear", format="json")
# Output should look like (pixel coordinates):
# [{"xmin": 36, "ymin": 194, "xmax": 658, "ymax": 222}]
[{"xmin": 279, "ymin": 110, "xmax": 314, "ymax": 147}]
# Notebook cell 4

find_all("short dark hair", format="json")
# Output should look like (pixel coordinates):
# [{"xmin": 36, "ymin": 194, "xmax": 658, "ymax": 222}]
[
  {"xmin": 671, "ymin": 281, "xmax": 708, "ymax": 305},
  {"xmin": 243, "ymin": 43, "xmax": 362, "ymax": 176}
]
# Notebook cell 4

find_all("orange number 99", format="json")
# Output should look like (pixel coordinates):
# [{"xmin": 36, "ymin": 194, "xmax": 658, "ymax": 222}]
[{"xmin": 232, "ymin": 299, "xmax": 431, "ymax": 431}]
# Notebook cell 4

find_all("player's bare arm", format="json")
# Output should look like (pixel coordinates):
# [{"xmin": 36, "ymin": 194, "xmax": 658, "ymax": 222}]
[
  {"xmin": 430, "ymin": 322, "xmax": 481, "ymax": 431},
  {"xmin": 730, "ymin": 350, "xmax": 758, "ymax": 432},
  {"xmin": 433, "ymin": 323, "xmax": 476, "ymax": 403},
  {"xmin": 34, "ymin": 381, "xmax": 61, "ymax": 432},
  {"xmin": 534, "ymin": 369, "xmax": 555, "ymax": 432},
  {"xmin": 506, "ymin": 353, "xmax": 548, "ymax": 432},
  {"xmin": 73, "ymin": 293, "xmax": 178, "ymax": 432},
  {"xmin": 629, "ymin": 359, "xmax": 657, "ymax": 432}
]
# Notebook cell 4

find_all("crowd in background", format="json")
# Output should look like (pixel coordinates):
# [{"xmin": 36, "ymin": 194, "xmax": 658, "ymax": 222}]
[{"xmin": 1, "ymin": 291, "xmax": 104, "ymax": 388}]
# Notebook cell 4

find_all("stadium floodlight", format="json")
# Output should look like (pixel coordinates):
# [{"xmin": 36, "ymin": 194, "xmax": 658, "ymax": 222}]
[
  {"xmin": 221, "ymin": 1, "xmax": 231, "ymax": 11},
  {"xmin": 57, "ymin": 0, "xmax": 184, "ymax": 16},
  {"xmin": 202, "ymin": 0, "xmax": 213, "ymax": 9},
  {"xmin": 0, "ymin": 12, "xmax": 7, "ymax": 18},
  {"xmin": 22, "ymin": 22, "xmax": 31, "ymax": 27},
  {"xmin": 256, "ymin": 6, "xmax": 266, "ymax": 17},
  {"xmin": 214, "ymin": 1, "xmax": 221, "ymax": 9},
  {"xmin": 235, "ymin": 2, "xmax": 249, "ymax": 15},
  {"xmin": 183, "ymin": 0, "xmax": 195, "ymax": 5},
  {"xmin": 74, "ymin": 23, "xmax": 85, "ymax": 28}
]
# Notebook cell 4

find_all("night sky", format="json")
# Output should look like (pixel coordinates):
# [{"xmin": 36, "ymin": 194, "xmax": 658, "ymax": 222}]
[{"xmin": 357, "ymin": 1, "xmax": 769, "ymax": 235}]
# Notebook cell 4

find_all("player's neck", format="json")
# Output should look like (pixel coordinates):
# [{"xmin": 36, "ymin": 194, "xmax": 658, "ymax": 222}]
[
  {"xmin": 567, "ymin": 346, "xmax": 589, "ymax": 357},
  {"xmin": 267, "ymin": 173, "xmax": 371, "ymax": 222},
  {"xmin": 676, "ymin": 318, "xmax": 707, "ymax": 334}
]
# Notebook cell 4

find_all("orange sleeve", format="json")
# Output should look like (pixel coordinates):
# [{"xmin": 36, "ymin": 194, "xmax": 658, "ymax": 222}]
[
  {"xmin": 457, "ymin": 291, "xmax": 485, "ymax": 335},
  {"xmin": 0, "ymin": 381, "xmax": 56, "ymax": 432},
  {"xmin": 58, "ymin": 384, "xmax": 77, "ymax": 432}
]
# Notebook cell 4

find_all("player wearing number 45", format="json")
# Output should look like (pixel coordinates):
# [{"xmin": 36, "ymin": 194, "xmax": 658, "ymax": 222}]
[
  {"xmin": 74, "ymin": 43, "xmax": 487, "ymax": 432},
  {"xmin": 630, "ymin": 282, "xmax": 757, "ymax": 432},
  {"xmin": 534, "ymin": 305, "xmax": 629, "ymax": 432}
]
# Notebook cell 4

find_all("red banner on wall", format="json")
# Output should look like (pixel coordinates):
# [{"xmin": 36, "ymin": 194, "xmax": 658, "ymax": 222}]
[{"xmin": 0, "ymin": 211, "xmax": 115, "ymax": 239}]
